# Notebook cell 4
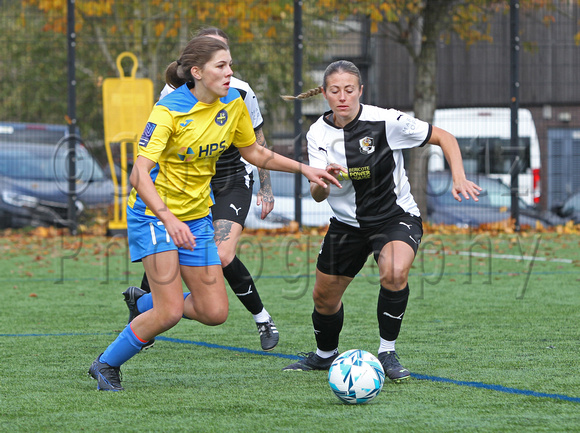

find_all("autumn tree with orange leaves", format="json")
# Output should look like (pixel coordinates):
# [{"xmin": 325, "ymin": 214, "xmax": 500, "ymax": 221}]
[{"xmin": 8, "ymin": 0, "xmax": 579, "ymax": 215}]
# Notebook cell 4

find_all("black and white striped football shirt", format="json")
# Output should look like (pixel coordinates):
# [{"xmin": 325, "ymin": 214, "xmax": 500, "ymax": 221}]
[{"xmin": 307, "ymin": 104, "xmax": 432, "ymax": 228}]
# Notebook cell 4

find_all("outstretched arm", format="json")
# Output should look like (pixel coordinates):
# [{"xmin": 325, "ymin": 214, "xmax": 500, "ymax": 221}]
[
  {"xmin": 238, "ymin": 142, "xmax": 342, "ymax": 190},
  {"xmin": 429, "ymin": 126, "xmax": 482, "ymax": 202}
]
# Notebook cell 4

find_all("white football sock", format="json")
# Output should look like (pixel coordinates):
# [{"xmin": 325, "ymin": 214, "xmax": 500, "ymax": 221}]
[
  {"xmin": 316, "ymin": 348, "xmax": 338, "ymax": 359},
  {"xmin": 378, "ymin": 338, "xmax": 396, "ymax": 354},
  {"xmin": 252, "ymin": 308, "xmax": 270, "ymax": 323}
]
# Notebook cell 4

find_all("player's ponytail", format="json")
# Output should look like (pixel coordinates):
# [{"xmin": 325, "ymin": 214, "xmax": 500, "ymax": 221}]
[
  {"xmin": 280, "ymin": 60, "xmax": 362, "ymax": 102},
  {"xmin": 165, "ymin": 61, "xmax": 187, "ymax": 89},
  {"xmin": 280, "ymin": 86, "xmax": 323, "ymax": 101}
]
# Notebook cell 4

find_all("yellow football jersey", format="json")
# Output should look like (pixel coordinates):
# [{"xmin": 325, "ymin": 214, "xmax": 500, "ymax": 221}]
[{"xmin": 128, "ymin": 83, "xmax": 256, "ymax": 220}]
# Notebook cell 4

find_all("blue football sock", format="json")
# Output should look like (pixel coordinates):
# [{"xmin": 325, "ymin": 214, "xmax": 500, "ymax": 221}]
[
  {"xmin": 182, "ymin": 292, "xmax": 192, "ymax": 320},
  {"xmin": 99, "ymin": 324, "xmax": 146, "ymax": 367},
  {"xmin": 136, "ymin": 293, "xmax": 153, "ymax": 313},
  {"xmin": 136, "ymin": 292, "xmax": 190, "ymax": 314}
]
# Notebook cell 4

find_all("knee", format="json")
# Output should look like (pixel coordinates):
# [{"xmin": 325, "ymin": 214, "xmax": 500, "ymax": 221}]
[
  {"xmin": 380, "ymin": 278, "xmax": 408, "ymax": 292},
  {"xmin": 200, "ymin": 305, "xmax": 229, "ymax": 326},
  {"xmin": 216, "ymin": 241, "xmax": 236, "ymax": 267},
  {"xmin": 156, "ymin": 308, "xmax": 183, "ymax": 331},
  {"xmin": 218, "ymin": 249, "xmax": 235, "ymax": 268},
  {"xmin": 380, "ymin": 268, "xmax": 409, "ymax": 291},
  {"xmin": 312, "ymin": 288, "xmax": 326, "ymax": 309},
  {"xmin": 312, "ymin": 288, "xmax": 340, "ymax": 313}
]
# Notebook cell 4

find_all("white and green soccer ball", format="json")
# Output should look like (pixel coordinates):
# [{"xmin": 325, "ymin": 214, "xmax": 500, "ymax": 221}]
[{"xmin": 328, "ymin": 349, "xmax": 385, "ymax": 404}]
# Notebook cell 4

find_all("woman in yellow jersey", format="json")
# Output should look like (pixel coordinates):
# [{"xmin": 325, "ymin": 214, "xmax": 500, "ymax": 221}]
[
  {"xmin": 88, "ymin": 36, "xmax": 342, "ymax": 391},
  {"xmin": 125, "ymin": 27, "xmax": 280, "ymax": 353}
]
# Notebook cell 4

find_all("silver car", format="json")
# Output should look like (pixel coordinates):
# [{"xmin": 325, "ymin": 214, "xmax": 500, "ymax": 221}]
[{"xmin": 0, "ymin": 142, "xmax": 114, "ymax": 228}]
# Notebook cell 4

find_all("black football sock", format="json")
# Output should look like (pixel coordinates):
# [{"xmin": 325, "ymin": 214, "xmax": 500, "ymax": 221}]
[
  {"xmin": 222, "ymin": 256, "xmax": 264, "ymax": 315},
  {"xmin": 377, "ymin": 285, "xmax": 409, "ymax": 341},
  {"xmin": 312, "ymin": 304, "xmax": 344, "ymax": 352}
]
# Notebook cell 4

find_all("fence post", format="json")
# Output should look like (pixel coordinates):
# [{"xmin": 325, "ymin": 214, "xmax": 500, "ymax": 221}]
[
  {"xmin": 510, "ymin": 0, "xmax": 521, "ymax": 231},
  {"xmin": 293, "ymin": 0, "xmax": 303, "ymax": 227},
  {"xmin": 67, "ymin": 0, "xmax": 77, "ymax": 234}
]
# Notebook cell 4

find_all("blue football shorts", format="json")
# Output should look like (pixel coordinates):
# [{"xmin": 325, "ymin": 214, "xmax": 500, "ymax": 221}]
[{"xmin": 126, "ymin": 206, "xmax": 221, "ymax": 267}]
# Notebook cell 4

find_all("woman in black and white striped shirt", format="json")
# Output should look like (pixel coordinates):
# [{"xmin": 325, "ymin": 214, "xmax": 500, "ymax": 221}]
[{"xmin": 282, "ymin": 60, "xmax": 481, "ymax": 381}]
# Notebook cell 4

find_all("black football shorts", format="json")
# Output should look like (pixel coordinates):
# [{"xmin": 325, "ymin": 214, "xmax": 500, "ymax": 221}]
[
  {"xmin": 210, "ymin": 171, "xmax": 254, "ymax": 227},
  {"xmin": 317, "ymin": 213, "xmax": 423, "ymax": 277}
]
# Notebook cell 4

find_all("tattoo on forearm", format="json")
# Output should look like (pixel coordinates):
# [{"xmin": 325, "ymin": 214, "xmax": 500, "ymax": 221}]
[
  {"xmin": 255, "ymin": 127, "xmax": 274, "ymax": 202},
  {"xmin": 259, "ymin": 183, "xmax": 274, "ymax": 202},
  {"xmin": 255, "ymin": 128, "xmax": 268, "ymax": 149}
]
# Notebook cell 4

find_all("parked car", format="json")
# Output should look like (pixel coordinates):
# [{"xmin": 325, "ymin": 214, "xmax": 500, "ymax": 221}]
[
  {"xmin": 0, "ymin": 143, "xmax": 115, "ymax": 228},
  {"xmin": 245, "ymin": 169, "xmax": 334, "ymax": 229},
  {"xmin": 0, "ymin": 121, "xmax": 76, "ymax": 146},
  {"xmin": 245, "ymin": 169, "xmax": 565, "ymax": 230},
  {"xmin": 427, "ymin": 171, "xmax": 566, "ymax": 228},
  {"xmin": 552, "ymin": 191, "xmax": 580, "ymax": 224}
]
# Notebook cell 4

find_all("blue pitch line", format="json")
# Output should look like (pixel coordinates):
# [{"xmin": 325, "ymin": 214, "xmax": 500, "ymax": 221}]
[
  {"xmin": 157, "ymin": 336, "xmax": 580, "ymax": 403},
  {"xmin": 412, "ymin": 373, "xmax": 580, "ymax": 403},
  {"xmin": 0, "ymin": 332, "xmax": 114, "ymax": 337},
  {"xmin": 156, "ymin": 336, "xmax": 299, "ymax": 359},
  {"xmin": 3, "ymin": 332, "xmax": 579, "ymax": 403}
]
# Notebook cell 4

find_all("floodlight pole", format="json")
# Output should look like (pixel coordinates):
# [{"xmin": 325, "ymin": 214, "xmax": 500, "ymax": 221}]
[
  {"xmin": 293, "ymin": 0, "xmax": 303, "ymax": 228},
  {"xmin": 67, "ymin": 0, "xmax": 78, "ymax": 234},
  {"xmin": 510, "ymin": 0, "xmax": 520, "ymax": 231}
]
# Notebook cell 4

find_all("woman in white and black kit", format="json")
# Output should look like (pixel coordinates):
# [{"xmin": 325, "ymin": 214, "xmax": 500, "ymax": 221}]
[{"xmin": 282, "ymin": 60, "xmax": 481, "ymax": 381}]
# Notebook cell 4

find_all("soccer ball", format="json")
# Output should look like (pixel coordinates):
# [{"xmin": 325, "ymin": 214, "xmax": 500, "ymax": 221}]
[{"xmin": 328, "ymin": 349, "xmax": 385, "ymax": 404}]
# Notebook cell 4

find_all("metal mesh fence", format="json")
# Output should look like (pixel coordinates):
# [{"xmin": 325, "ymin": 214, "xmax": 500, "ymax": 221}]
[{"xmin": 1, "ymin": 1, "xmax": 578, "ymax": 231}]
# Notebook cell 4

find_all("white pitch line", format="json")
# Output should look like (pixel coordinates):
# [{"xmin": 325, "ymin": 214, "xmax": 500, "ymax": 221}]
[{"xmin": 421, "ymin": 249, "xmax": 574, "ymax": 264}]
